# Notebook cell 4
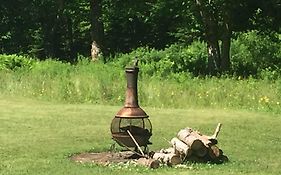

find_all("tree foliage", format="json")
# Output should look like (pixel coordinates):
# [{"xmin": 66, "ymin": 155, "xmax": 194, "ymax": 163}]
[{"xmin": 0, "ymin": 0, "xmax": 280, "ymax": 73}]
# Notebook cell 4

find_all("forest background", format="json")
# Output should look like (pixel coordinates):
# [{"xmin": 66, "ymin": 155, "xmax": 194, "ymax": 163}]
[{"xmin": 1, "ymin": 0, "xmax": 280, "ymax": 75}]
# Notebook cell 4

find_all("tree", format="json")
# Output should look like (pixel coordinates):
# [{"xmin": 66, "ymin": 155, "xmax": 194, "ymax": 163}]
[
  {"xmin": 90, "ymin": 0, "xmax": 104, "ymax": 61},
  {"xmin": 37, "ymin": 0, "xmax": 78, "ymax": 60},
  {"xmin": 1, "ymin": 0, "xmax": 279, "ymax": 67},
  {"xmin": 0, "ymin": 0, "xmax": 39, "ymax": 55},
  {"xmin": 101, "ymin": 0, "xmax": 184, "ymax": 54},
  {"xmin": 192, "ymin": 0, "xmax": 261, "ymax": 74}
]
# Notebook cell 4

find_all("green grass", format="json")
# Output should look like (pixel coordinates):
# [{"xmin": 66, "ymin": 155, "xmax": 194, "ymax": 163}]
[
  {"xmin": 1, "ymin": 96, "xmax": 281, "ymax": 175},
  {"xmin": 0, "ymin": 60, "xmax": 280, "ymax": 114}
]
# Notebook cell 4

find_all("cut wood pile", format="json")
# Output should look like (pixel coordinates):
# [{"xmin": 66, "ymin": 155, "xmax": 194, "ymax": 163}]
[{"xmin": 136, "ymin": 123, "xmax": 228, "ymax": 168}]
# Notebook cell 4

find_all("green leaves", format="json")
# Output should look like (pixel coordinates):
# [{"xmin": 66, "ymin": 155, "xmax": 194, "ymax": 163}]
[{"xmin": 0, "ymin": 54, "xmax": 35, "ymax": 71}]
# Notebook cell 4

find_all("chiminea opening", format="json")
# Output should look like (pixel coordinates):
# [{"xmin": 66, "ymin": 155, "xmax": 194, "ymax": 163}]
[{"xmin": 111, "ymin": 61, "xmax": 152, "ymax": 151}]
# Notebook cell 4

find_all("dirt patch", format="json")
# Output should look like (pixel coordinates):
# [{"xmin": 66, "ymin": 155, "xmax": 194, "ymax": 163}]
[{"xmin": 70, "ymin": 151, "xmax": 140, "ymax": 166}]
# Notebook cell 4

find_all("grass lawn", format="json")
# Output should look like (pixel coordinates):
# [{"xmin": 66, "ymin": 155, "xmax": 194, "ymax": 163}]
[{"xmin": 1, "ymin": 96, "xmax": 281, "ymax": 175}]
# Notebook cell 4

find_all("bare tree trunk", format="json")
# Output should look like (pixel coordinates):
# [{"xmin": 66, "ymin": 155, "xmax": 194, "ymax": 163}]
[
  {"xmin": 52, "ymin": 0, "xmax": 65, "ymax": 58},
  {"xmin": 90, "ymin": 0, "xmax": 104, "ymax": 61},
  {"xmin": 91, "ymin": 41, "xmax": 100, "ymax": 61},
  {"xmin": 207, "ymin": 39, "xmax": 220, "ymax": 74},
  {"xmin": 220, "ymin": 23, "xmax": 231, "ymax": 72},
  {"xmin": 195, "ymin": 0, "xmax": 221, "ymax": 74},
  {"xmin": 67, "ymin": 17, "xmax": 76, "ymax": 60},
  {"xmin": 221, "ymin": 34, "xmax": 231, "ymax": 72}
]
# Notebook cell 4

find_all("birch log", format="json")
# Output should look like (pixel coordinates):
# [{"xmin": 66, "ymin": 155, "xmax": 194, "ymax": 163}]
[
  {"xmin": 177, "ymin": 128, "xmax": 207, "ymax": 148},
  {"xmin": 170, "ymin": 137, "xmax": 192, "ymax": 157},
  {"xmin": 208, "ymin": 145, "xmax": 221, "ymax": 159},
  {"xmin": 152, "ymin": 152, "xmax": 182, "ymax": 166},
  {"xmin": 177, "ymin": 129, "xmax": 208, "ymax": 157},
  {"xmin": 136, "ymin": 158, "xmax": 160, "ymax": 169}
]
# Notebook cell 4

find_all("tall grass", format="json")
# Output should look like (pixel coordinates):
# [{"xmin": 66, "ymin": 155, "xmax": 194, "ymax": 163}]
[
  {"xmin": 140, "ymin": 76, "xmax": 281, "ymax": 113},
  {"xmin": 0, "ymin": 59, "xmax": 125, "ymax": 104},
  {"xmin": 0, "ymin": 59, "xmax": 280, "ymax": 113}
]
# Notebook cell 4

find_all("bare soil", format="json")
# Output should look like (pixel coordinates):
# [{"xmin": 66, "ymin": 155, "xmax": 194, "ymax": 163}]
[{"xmin": 70, "ymin": 151, "xmax": 140, "ymax": 166}]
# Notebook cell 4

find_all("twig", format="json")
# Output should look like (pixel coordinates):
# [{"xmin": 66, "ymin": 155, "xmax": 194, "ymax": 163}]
[
  {"xmin": 208, "ymin": 123, "xmax": 222, "ymax": 140},
  {"xmin": 127, "ymin": 130, "xmax": 145, "ymax": 157}
]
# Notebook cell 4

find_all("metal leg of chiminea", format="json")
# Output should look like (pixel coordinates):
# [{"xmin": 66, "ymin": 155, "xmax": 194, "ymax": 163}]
[
  {"xmin": 144, "ymin": 146, "xmax": 149, "ymax": 154},
  {"xmin": 109, "ymin": 142, "xmax": 116, "ymax": 151}
]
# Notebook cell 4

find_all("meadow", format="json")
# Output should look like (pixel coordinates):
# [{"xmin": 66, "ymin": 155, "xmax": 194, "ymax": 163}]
[{"xmin": 1, "ymin": 57, "xmax": 281, "ymax": 174}]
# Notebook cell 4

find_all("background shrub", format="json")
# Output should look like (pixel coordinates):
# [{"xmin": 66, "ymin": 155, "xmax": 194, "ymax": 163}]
[
  {"xmin": 231, "ymin": 31, "xmax": 281, "ymax": 77},
  {"xmin": 0, "ymin": 54, "xmax": 35, "ymax": 70},
  {"xmin": 112, "ymin": 41, "xmax": 207, "ymax": 77},
  {"xmin": 112, "ymin": 31, "xmax": 281, "ymax": 78}
]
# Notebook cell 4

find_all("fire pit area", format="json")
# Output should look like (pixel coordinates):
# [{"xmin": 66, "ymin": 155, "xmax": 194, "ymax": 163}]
[
  {"xmin": 70, "ymin": 59, "xmax": 228, "ymax": 168},
  {"xmin": 70, "ymin": 151, "xmax": 142, "ymax": 166},
  {"xmin": 71, "ymin": 124, "xmax": 228, "ymax": 168}
]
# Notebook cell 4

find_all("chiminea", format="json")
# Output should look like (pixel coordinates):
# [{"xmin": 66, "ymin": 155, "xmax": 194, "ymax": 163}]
[{"xmin": 111, "ymin": 60, "xmax": 152, "ymax": 150}]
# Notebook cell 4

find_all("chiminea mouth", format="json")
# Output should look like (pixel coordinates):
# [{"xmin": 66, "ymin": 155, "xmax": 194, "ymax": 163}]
[{"xmin": 111, "ymin": 117, "xmax": 152, "ymax": 147}]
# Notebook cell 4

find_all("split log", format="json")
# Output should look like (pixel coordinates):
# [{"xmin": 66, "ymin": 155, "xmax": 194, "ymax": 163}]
[
  {"xmin": 136, "ymin": 158, "xmax": 160, "ymax": 169},
  {"xmin": 207, "ymin": 123, "xmax": 222, "ymax": 144},
  {"xmin": 152, "ymin": 152, "xmax": 182, "ymax": 166},
  {"xmin": 170, "ymin": 137, "xmax": 192, "ymax": 158},
  {"xmin": 208, "ymin": 123, "xmax": 222, "ymax": 139},
  {"xmin": 208, "ymin": 145, "xmax": 220, "ymax": 159},
  {"xmin": 193, "ymin": 146, "xmax": 208, "ymax": 157},
  {"xmin": 208, "ymin": 145, "xmax": 221, "ymax": 159}
]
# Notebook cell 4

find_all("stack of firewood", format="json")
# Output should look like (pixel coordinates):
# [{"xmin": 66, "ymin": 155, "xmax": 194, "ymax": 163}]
[{"xmin": 148, "ymin": 123, "xmax": 228, "ymax": 166}]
